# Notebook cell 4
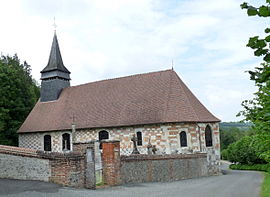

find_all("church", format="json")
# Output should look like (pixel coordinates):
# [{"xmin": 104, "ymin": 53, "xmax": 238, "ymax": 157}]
[{"xmin": 18, "ymin": 33, "xmax": 220, "ymax": 167}]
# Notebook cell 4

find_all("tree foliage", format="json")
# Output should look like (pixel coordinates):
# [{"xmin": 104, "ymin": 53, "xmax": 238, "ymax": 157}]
[
  {"xmin": 223, "ymin": 1, "xmax": 270, "ymax": 164},
  {"xmin": 241, "ymin": 1, "xmax": 270, "ymax": 62},
  {"xmin": 0, "ymin": 55, "xmax": 39, "ymax": 145},
  {"xmin": 238, "ymin": 1, "xmax": 270, "ymax": 133},
  {"xmin": 220, "ymin": 127, "xmax": 248, "ymax": 150},
  {"xmin": 225, "ymin": 134, "xmax": 270, "ymax": 164}
]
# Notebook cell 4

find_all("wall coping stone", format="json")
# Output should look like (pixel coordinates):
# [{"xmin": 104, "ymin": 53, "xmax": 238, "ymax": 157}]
[
  {"xmin": 121, "ymin": 153, "xmax": 207, "ymax": 162},
  {"xmin": 0, "ymin": 145, "xmax": 84, "ymax": 160},
  {"xmin": 101, "ymin": 140, "xmax": 121, "ymax": 143}
]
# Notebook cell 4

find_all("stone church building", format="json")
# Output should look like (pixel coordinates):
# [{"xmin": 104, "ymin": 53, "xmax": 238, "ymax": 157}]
[{"xmin": 18, "ymin": 33, "xmax": 220, "ymax": 168}]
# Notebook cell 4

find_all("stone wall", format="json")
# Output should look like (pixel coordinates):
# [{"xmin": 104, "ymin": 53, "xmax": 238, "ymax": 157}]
[
  {"xmin": 101, "ymin": 141, "xmax": 209, "ymax": 185},
  {"xmin": 0, "ymin": 153, "xmax": 50, "ymax": 181},
  {"xmin": 19, "ymin": 131, "xmax": 71, "ymax": 152},
  {"xmin": 18, "ymin": 122, "xmax": 220, "ymax": 174},
  {"xmin": 120, "ymin": 154, "xmax": 208, "ymax": 184},
  {"xmin": 0, "ymin": 145, "xmax": 95, "ymax": 189}
]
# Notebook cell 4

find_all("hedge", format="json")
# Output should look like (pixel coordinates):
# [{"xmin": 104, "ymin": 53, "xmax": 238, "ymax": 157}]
[{"xmin": 229, "ymin": 164, "xmax": 270, "ymax": 173}]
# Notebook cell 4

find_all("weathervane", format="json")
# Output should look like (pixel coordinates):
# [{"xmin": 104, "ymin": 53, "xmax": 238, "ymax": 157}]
[
  {"xmin": 171, "ymin": 59, "xmax": 174, "ymax": 70},
  {"xmin": 53, "ymin": 17, "xmax": 57, "ymax": 32}
]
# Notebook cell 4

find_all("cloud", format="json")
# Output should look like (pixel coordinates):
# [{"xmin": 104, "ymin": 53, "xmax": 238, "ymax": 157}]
[{"xmin": 0, "ymin": 0, "xmax": 268, "ymax": 121}]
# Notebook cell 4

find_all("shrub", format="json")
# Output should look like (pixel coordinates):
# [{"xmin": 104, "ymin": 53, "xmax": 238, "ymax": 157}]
[
  {"xmin": 221, "ymin": 149, "xmax": 229, "ymax": 160},
  {"xmin": 230, "ymin": 164, "xmax": 270, "ymax": 173},
  {"xmin": 260, "ymin": 150, "xmax": 270, "ymax": 163},
  {"xmin": 226, "ymin": 134, "xmax": 270, "ymax": 164}
]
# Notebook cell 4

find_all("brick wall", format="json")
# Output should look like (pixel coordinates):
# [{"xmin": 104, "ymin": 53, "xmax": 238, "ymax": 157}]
[
  {"xmin": 19, "ymin": 122, "xmax": 220, "ymax": 174},
  {"xmin": 102, "ymin": 141, "xmax": 208, "ymax": 186},
  {"xmin": 102, "ymin": 140, "xmax": 121, "ymax": 185},
  {"xmin": 19, "ymin": 122, "xmax": 220, "ymax": 155},
  {"xmin": 0, "ymin": 145, "xmax": 95, "ymax": 188}
]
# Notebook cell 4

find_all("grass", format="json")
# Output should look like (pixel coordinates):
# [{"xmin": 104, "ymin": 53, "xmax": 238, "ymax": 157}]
[
  {"xmin": 261, "ymin": 172, "xmax": 270, "ymax": 197},
  {"xmin": 96, "ymin": 181, "xmax": 104, "ymax": 186}
]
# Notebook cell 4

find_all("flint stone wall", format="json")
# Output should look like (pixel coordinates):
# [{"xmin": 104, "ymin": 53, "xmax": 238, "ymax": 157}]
[
  {"xmin": 120, "ymin": 154, "xmax": 208, "ymax": 184},
  {"xmin": 0, "ymin": 153, "xmax": 50, "ymax": 181},
  {"xmin": 0, "ymin": 145, "xmax": 95, "ymax": 189}
]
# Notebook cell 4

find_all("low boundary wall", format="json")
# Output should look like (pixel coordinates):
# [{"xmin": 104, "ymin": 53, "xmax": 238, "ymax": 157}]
[
  {"xmin": 120, "ymin": 154, "xmax": 208, "ymax": 184},
  {"xmin": 0, "ymin": 144, "xmax": 95, "ymax": 189},
  {"xmin": 101, "ymin": 141, "xmax": 210, "ymax": 186}
]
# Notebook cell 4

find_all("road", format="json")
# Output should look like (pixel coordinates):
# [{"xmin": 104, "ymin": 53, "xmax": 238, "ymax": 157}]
[{"xmin": 0, "ymin": 163, "xmax": 263, "ymax": 197}]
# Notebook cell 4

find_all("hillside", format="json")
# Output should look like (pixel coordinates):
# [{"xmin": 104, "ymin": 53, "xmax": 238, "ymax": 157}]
[{"xmin": 219, "ymin": 122, "xmax": 252, "ymax": 131}]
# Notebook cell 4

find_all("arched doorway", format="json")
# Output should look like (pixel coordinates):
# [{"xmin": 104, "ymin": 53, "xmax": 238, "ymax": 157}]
[{"xmin": 98, "ymin": 130, "xmax": 109, "ymax": 149}]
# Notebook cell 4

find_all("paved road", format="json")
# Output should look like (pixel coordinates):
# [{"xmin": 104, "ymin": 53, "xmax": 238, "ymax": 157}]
[{"xmin": 0, "ymin": 163, "xmax": 263, "ymax": 197}]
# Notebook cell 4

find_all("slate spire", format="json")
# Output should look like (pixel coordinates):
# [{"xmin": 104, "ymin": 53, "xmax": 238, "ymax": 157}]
[
  {"xmin": 40, "ymin": 32, "xmax": 71, "ymax": 102},
  {"xmin": 41, "ymin": 32, "xmax": 70, "ymax": 74}
]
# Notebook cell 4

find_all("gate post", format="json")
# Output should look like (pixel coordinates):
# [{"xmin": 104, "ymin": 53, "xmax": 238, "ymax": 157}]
[
  {"xmin": 73, "ymin": 142, "xmax": 96, "ymax": 189},
  {"xmin": 102, "ymin": 140, "xmax": 121, "ymax": 186},
  {"xmin": 85, "ymin": 146, "xmax": 96, "ymax": 189}
]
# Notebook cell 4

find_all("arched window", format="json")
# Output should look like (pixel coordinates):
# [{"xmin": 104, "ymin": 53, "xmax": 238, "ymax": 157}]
[
  {"xmin": 62, "ymin": 133, "xmax": 71, "ymax": 151},
  {"xmin": 98, "ymin": 130, "xmax": 109, "ymax": 149},
  {"xmin": 136, "ymin": 131, "xmax": 142, "ymax": 146},
  {"xmin": 180, "ymin": 131, "xmax": 187, "ymax": 147},
  {"xmin": 205, "ymin": 125, "xmax": 213, "ymax": 147},
  {"xmin": 44, "ymin": 135, "xmax": 51, "ymax": 151}
]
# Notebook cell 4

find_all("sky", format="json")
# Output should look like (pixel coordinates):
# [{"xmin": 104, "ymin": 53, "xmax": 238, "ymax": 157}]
[{"xmin": 0, "ymin": 0, "xmax": 268, "ymax": 122}]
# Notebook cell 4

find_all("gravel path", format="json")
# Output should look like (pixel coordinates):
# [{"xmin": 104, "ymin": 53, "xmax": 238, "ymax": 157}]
[{"xmin": 0, "ymin": 163, "xmax": 263, "ymax": 197}]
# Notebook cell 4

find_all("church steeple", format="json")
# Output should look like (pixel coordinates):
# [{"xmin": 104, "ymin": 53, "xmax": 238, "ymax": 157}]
[
  {"xmin": 40, "ymin": 32, "xmax": 71, "ymax": 102},
  {"xmin": 41, "ymin": 32, "xmax": 70, "ymax": 74}
]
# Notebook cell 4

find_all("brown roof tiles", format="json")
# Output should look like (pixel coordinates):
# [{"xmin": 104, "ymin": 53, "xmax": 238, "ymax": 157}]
[{"xmin": 18, "ymin": 69, "xmax": 220, "ymax": 133}]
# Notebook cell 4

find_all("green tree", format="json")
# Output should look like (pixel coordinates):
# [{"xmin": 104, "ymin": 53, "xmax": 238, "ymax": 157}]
[
  {"xmin": 0, "ymin": 55, "xmax": 39, "ymax": 145},
  {"xmin": 238, "ymin": 1, "xmax": 270, "ymax": 133},
  {"xmin": 226, "ymin": 134, "xmax": 270, "ymax": 164},
  {"xmin": 220, "ymin": 127, "xmax": 247, "ymax": 150}
]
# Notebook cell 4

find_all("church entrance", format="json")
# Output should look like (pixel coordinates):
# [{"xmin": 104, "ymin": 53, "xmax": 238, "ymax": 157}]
[
  {"xmin": 96, "ymin": 130, "xmax": 109, "ymax": 185},
  {"xmin": 98, "ymin": 130, "xmax": 109, "ymax": 149}
]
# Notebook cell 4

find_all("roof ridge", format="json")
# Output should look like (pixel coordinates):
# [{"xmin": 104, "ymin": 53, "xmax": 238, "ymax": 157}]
[{"xmin": 66, "ymin": 69, "xmax": 173, "ymax": 89}]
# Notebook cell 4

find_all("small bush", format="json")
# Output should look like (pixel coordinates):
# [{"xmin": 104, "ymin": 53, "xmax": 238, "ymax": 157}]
[
  {"xmin": 260, "ymin": 150, "xmax": 270, "ymax": 163},
  {"xmin": 221, "ymin": 149, "xmax": 229, "ymax": 160}
]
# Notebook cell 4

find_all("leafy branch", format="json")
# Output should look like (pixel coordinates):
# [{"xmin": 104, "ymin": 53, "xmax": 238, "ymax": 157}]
[{"xmin": 241, "ymin": 1, "xmax": 270, "ymax": 63}]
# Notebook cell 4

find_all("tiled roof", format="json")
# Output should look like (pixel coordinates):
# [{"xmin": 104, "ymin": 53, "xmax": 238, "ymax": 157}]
[{"xmin": 18, "ymin": 69, "xmax": 220, "ymax": 133}]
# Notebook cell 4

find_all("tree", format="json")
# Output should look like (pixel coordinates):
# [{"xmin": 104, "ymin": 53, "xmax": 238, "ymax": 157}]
[
  {"xmin": 220, "ymin": 127, "xmax": 247, "ymax": 150},
  {"xmin": 226, "ymin": 134, "xmax": 270, "ymax": 164},
  {"xmin": 240, "ymin": 1, "xmax": 270, "ymax": 63},
  {"xmin": 238, "ymin": 1, "xmax": 270, "ymax": 133},
  {"xmin": 0, "ymin": 55, "xmax": 39, "ymax": 145}
]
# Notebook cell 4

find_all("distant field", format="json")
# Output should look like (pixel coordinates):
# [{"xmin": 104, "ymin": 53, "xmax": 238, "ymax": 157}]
[{"xmin": 219, "ymin": 122, "xmax": 252, "ymax": 131}]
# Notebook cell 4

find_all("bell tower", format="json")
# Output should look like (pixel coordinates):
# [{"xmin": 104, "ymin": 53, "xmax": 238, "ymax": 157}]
[{"xmin": 40, "ymin": 32, "xmax": 71, "ymax": 102}]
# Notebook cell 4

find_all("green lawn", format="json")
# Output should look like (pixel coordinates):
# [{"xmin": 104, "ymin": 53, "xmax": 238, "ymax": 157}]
[{"xmin": 261, "ymin": 172, "xmax": 270, "ymax": 197}]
